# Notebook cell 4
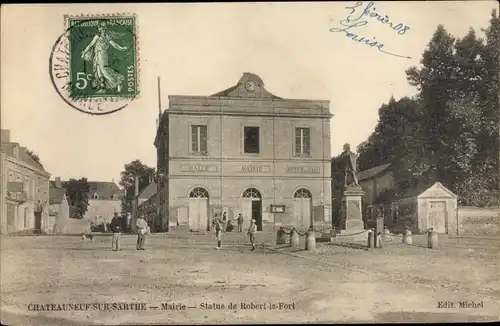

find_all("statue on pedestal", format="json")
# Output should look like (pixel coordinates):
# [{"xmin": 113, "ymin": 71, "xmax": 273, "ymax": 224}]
[{"xmin": 340, "ymin": 143, "xmax": 359, "ymax": 188}]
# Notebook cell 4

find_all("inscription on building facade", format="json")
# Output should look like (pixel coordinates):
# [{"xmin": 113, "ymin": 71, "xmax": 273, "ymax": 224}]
[
  {"xmin": 285, "ymin": 166, "xmax": 320, "ymax": 174},
  {"xmin": 238, "ymin": 165, "xmax": 272, "ymax": 173},
  {"xmin": 180, "ymin": 165, "xmax": 217, "ymax": 172}
]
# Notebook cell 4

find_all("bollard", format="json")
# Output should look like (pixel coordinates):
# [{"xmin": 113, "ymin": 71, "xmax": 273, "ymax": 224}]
[
  {"xmin": 427, "ymin": 230, "xmax": 438, "ymax": 249},
  {"xmin": 402, "ymin": 228, "xmax": 413, "ymax": 245},
  {"xmin": 276, "ymin": 228, "xmax": 287, "ymax": 245},
  {"xmin": 367, "ymin": 230, "xmax": 374, "ymax": 249},
  {"xmin": 376, "ymin": 233, "xmax": 383, "ymax": 248},
  {"xmin": 305, "ymin": 230, "xmax": 316, "ymax": 251},
  {"xmin": 290, "ymin": 228, "xmax": 300, "ymax": 247}
]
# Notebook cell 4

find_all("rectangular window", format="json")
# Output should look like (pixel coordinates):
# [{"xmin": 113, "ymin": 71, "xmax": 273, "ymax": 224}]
[
  {"xmin": 295, "ymin": 127, "xmax": 310, "ymax": 155},
  {"xmin": 191, "ymin": 125, "xmax": 207, "ymax": 154},
  {"xmin": 243, "ymin": 126, "xmax": 260, "ymax": 154}
]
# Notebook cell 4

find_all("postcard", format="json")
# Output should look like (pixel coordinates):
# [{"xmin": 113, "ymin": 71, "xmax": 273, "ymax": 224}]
[{"xmin": 1, "ymin": 2, "xmax": 499, "ymax": 324}]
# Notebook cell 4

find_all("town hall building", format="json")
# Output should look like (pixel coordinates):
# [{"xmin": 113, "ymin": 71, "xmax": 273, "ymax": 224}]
[{"xmin": 154, "ymin": 73, "xmax": 332, "ymax": 232}]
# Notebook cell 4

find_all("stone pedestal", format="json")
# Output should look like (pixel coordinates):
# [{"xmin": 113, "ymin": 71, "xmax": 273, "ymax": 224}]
[{"xmin": 340, "ymin": 185, "xmax": 365, "ymax": 240}]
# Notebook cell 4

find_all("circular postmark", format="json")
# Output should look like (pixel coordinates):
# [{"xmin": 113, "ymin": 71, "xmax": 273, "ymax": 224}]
[{"xmin": 49, "ymin": 16, "xmax": 139, "ymax": 115}]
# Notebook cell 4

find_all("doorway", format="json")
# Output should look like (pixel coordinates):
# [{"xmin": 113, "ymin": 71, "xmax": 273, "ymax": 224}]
[
  {"xmin": 188, "ymin": 187, "xmax": 209, "ymax": 232},
  {"xmin": 293, "ymin": 188, "xmax": 312, "ymax": 230},
  {"xmin": 252, "ymin": 200, "xmax": 262, "ymax": 231},
  {"xmin": 242, "ymin": 188, "xmax": 262, "ymax": 231},
  {"xmin": 34, "ymin": 212, "xmax": 42, "ymax": 233},
  {"xmin": 427, "ymin": 201, "xmax": 446, "ymax": 233}
]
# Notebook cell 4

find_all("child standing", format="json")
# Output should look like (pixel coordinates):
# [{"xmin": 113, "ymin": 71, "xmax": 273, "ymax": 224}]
[{"xmin": 247, "ymin": 219, "xmax": 257, "ymax": 251}]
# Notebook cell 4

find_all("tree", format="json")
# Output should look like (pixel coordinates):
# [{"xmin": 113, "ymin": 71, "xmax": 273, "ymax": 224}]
[
  {"xmin": 357, "ymin": 12, "xmax": 499, "ymax": 207},
  {"xmin": 25, "ymin": 149, "xmax": 43, "ymax": 168},
  {"xmin": 119, "ymin": 160, "xmax": 155, "ymax": 214},
  {"xmin": 63, "ymin": 178, "xmax": 91, "ymax": 219}
]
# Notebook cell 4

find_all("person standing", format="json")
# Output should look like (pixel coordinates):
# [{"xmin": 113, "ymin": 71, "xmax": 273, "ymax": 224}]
[
  {"xmin": 212, "ymin": 213, "xmax": 223, "ymax": 250},
  {"xmin": 222, "ymin": 212, "xmax": 227, "ymax": 233},
  {"xmin": 110, "ymin": 213, "xmax": 122, "ymax": 251},
  {"xmin": 247, "ymin": 219, "xmax": 257, "ymax": 251},
  {"xmin": 237, "ymin": 213, "xmax": 244, "ymax": 233},
  {"xmin": 136, "ymin": 215, "xmax": 148, "ymax": 250}
]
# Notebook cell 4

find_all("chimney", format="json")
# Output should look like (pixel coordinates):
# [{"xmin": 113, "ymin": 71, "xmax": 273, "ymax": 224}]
[
  {"xmin": 55, "ymin": 177, "xmax": 62, "ymax": 188},
  {"xmin": 1, "ymin": 129, "xmax": 11, "ymax": 143}
]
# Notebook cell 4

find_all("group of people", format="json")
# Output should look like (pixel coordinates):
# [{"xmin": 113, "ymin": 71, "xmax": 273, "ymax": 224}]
[
  {"xmin": 109, "ymin": 213, "xmax": 149, "ymax": 251},
  {"xmin": 107, "ymin": 211, "xmax": 258, "ymax": 252},
  {"xmin": 212, "ymin": 212, "xmax": 257, "ymax": 251},
  {"xmin": 217, "ymin": 212, "xmax": 245, "ymax": 233}
]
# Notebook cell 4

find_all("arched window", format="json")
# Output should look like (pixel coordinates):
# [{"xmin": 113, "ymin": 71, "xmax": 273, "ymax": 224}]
[
  {"xmin": 189, "ymin": 187, "xmax": 209, "ymax": 198},
  {"xmin": 242, "ymin": 188, "xmax": 261, "ymax": 199},
  {"xmin": 294, "ymin": 188, "xmax": 312, "ymax": 198},
  {"xmin": 93, "ymin": 193, "xmax": 99, "ymax": 200}
]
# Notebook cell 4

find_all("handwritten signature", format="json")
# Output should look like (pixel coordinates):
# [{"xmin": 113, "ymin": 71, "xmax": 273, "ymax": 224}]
[{"xmin": 330, "ymin": 1, "xmax": 411, "ymax": 59}]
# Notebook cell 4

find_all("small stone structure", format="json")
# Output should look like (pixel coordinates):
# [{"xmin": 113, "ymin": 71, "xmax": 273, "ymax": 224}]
[{"xmin": 369, "ymin": 182, "xmax": 458, "ymax": 234}]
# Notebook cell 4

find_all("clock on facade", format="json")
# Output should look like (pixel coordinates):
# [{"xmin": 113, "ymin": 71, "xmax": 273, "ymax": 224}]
[{"xmin": 245, "ymin": 81, "xmax": 256, "ymax": 92}]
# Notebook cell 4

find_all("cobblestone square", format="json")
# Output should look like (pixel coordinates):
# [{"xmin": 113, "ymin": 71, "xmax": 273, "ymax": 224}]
[{"xmin": 1, "ymin": 231, "xmax": 498, "ymax": 324}]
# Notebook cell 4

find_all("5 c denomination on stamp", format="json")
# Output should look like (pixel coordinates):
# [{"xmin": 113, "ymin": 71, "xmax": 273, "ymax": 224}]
[{"xmin": 49, "ymin": 14, "xmax": 139, "ymax": 115}]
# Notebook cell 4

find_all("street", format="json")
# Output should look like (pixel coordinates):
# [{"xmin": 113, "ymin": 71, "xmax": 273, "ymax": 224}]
[{"xmin": 1, "ymin": 231, "xmax": 499, "ymax": 324}]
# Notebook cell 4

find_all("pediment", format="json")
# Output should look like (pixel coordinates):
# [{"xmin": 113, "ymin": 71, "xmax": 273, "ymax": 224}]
[
  {"xmin": 417, "ymin": 182, "xmax": 457, "ymax": 199},
  {"xmin": 210, "ymin": 72, "xmax": 282, "ymax": 99}
]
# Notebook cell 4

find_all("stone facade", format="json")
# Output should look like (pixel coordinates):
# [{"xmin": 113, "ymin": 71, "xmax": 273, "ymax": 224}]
[
  {"xmin": 155, "ymin": 73, "xmax": 332, "ymax": 232},
  {"xmin": 1, "ymin": 130, "xmax": 51, "ymax": 234}
]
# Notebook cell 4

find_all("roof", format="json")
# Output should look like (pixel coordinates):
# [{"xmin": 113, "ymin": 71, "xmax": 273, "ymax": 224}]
[
  {"xmin": 88, "ymin": 181, "xmax": 123, "ymax": 200},
  {"xmin": 210, "ymin": 72, "xmax": 282, "ymax": 99},
  {"xmin": 357, "ymin": 163, "xmax": 391, "ymax": 181},
  {"xmin": 1, "ymin": 142, "xmax": 45, "ymax": 171},
  {"xmin": 138, "ymin": 182, "xmax": 157, "ymax": 199},
  {"xmin": 418, "ymin": 182, "xmax": 457, "ymax": 199},
  {"xmin": 49, "ymin": 185, "xmax": 66, "ymax": 204}
]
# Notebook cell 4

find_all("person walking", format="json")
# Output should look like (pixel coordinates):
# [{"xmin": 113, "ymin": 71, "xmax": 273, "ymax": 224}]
[
  {"xmin": 212, "ymin": 213, "xmax": 223, "ymax": 250},
  {"xmin": 247, "ymin": 219, "xmax": 257, "ymax": 251},
  {"xmin": 237, "ymin": 213, "xmax": 244, "ymax": 233},
  {"xmin": 222, "ymin": 212, "xmax": 227, "ymax": 233},
  {"xmin": 110, "ymin": 213, "xmax": 122, "ymax": 251},
  {"xmin": 136, "ymin": 215, "xmax": 148, "ymax": 250}
]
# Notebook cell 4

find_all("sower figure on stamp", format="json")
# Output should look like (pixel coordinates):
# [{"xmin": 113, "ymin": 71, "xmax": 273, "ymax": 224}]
[
  {"xmin": 110, "ymin": 212, "xmax": 121, "ymax": 251},
  {"xmin": 80, "ymin": 23, "xmax": 128, "ymax": 93},
  {"xmin": 237, "ymin": 213, "xmax": 244, "ymax": 232},
  {"xmin": 340, "ymin": 143, "xmax": 359, "ymax": 187},
  {"xmin": 212, "ymin": 213, "xmax": 223, "ymax": 250},
  {"xmin": 248, "ymin": 219, "xmax": 257, "ymax": 251},
  {"xmin": 136, "ymin": 215, "xmax": 148, "ymax": 250}
]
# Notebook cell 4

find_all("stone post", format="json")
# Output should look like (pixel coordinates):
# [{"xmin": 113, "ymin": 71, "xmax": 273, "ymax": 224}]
[
  {"xmin": 427, "ymin": 229, "xmax": 438, "ymax": 249},
  {"xmin": 366, "ymin": 229, "xmax": 374, "ymax": 249},
  {"xmin": 290, "ymin": 228, "xmax": 300, "ymax": 247},
  {"xmin": 402, "ymin": 228, "xmax": 412, "ymax": 245},
  {"xmin": 305, "ymin": 230, "xmax": 316, "ymax": 251}
]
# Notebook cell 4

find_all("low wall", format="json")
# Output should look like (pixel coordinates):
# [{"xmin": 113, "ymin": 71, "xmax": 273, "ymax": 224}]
[{"xmin": 457, "ymin": 207, "xmax": 500, "ymax": 236}]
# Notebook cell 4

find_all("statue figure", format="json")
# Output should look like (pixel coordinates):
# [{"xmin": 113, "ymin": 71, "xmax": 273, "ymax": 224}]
[{"xmin": 340, "ymin": 143, "xmax": 359, "ymax": 187}]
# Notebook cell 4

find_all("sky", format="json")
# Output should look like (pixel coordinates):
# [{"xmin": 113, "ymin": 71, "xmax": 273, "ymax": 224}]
[{"xmin": 1, "ymin": 1, "xmax": 498, "ymax": 184}]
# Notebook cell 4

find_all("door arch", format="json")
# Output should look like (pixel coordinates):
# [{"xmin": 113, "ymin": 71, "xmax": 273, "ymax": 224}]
[
  {"xmin": 188, "ymin": 187, "xmax": 209, "ymax": 232},
  {"xmin": 241, "ymin": 188, "xmax": 262, "ymax": 231},
  {"xmin": 293, "ymin": 188, "xmax": 312, "ymax": 230}
]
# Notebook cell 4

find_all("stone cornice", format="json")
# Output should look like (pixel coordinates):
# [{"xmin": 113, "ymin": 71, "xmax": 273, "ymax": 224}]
[{"xmin": 165, "ymin": 110, "xmax": 333, "ymax": 119}]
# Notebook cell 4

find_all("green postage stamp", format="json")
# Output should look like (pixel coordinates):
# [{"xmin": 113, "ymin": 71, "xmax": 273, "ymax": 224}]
[{"xmin": 50, "ymin": 14, "xmax": 139, "ymax": 114}]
